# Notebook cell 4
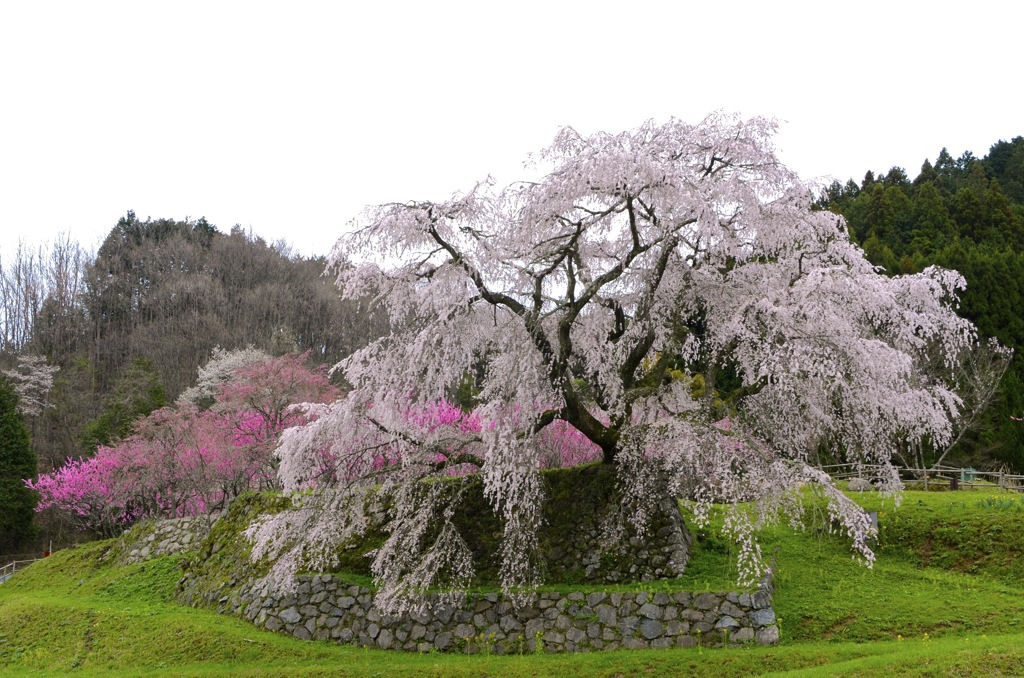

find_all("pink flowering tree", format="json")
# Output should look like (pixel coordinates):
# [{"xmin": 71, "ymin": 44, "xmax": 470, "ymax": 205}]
[
  {"xmin": 248, "ymin": 114, "xmax": 977, "ymax": 610},
  {"xmin": 30, "ymin": 351, "xmax": 338, "ymax": 533}
]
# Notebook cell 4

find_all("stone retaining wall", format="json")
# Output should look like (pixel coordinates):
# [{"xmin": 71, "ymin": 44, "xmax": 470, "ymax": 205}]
[
  {"xmin": 547, "ymin": 495, "xmax": 692, "ymax": 583},
  {"xmin": 120, "ymin": 506, "xmax": 777, "ymax": 653},
  {"xmin": 120, "ymin": 515, "xmax": 215, "ymax": 564},
  {"xmin": 191, "ymin": 571, "xmax": 778, "ymax": 653}
]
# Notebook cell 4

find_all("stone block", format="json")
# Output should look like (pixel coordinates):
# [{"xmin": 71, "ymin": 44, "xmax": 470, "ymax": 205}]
[
  {"xmin": 619, "ymin": 615, "xmax": 639, "ymax": 635},
  {"xmin": 715, "ymin": 615, "xmax": 740, "ymax": 631},
  {"xmin": 681, "ymin": 608, "xmax": 704, "ymax": 622},
  {"xmin": 751, "ymin": 591, "xmax": 772, "ymax": 609},
  {"xmin": 639, "ymin": 619, "xmax": 665, "ymax": 640},
  {"xmin": 638, "ymin": 602, "xmax": 661, "ymax": 619},
  {"xmin": 677, "ymin": 634, "xmax": 698, "ymax": 648},
  {"xmin": 732, "ymin": 627, "xmax": 754, "ymax": 643},
  {"xmin": 756, "ymin": 625, "xmax": 780, "ymax": 645},
  {"xmin": 720, "ymin": 601, "xmax": 745, "ymax": 618},
  {"xmin": 566, "ymin": 626, "xmax": 587, "ymax": 643},
  {"xmin": 694, "ymin": 593, "xmax": 720, "ymax": 610},
  {"xmin": 499, "ymin": 615, "xmax": 523, "ymax": 633},
  {"xmin": 279, "ymin": 607, "xmax": 301, "ymax": 624},
  {"xmin": 750, "ymin": 607, "xmax": 776, "ymax": 627},
  {"xmin": 542, "ymin": 629, "xmax": 565, "ymax": 646},
  {"xmin": 590, "ymin": 602, "xmax": 614, "ymax": 626},
  {"xmin": 434, "ymin": 632, "xmax": 453, "ymax": 650},
  {"xmin": 666, "ymin": 619, "xmax": 688, "ymax": 636}
]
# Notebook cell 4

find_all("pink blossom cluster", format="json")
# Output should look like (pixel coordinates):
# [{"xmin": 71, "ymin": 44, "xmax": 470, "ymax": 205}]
[
  {"xmin": 28, "ymin": 353, "xmax": 338, "ymax": 533},
  {"xmin": 291, "ymin": 398, "xmax": 604, "ymax": 490},
  {"xmin": 405, "ymin": 399, "xmax": 602, "ymax": 470}
]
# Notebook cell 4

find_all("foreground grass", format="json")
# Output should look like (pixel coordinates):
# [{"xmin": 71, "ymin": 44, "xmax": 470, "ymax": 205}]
[{"xmin": 4, "ymin": 487, "xmax": 1024, "ymax": 676}]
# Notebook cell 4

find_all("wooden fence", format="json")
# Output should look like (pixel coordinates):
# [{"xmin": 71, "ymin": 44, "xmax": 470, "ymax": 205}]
[
  {"xmin": 820, "ymin": 463, "xmax": 1024, "ymax": 492},
  {"xmin": 0, "ymin": 557, "xmax": 41, "ymax": 584}
]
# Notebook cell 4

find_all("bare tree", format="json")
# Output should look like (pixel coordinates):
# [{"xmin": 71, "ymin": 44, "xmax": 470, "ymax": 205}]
[{"xmin": 895, "ymin": 338, "xmax": 1012, "ymax": 472}]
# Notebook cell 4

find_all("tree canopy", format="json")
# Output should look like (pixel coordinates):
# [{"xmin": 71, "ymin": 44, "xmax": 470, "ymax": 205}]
[{"xmin": 249, "ymin": 114, "xmax": 976, "ymax": 610}]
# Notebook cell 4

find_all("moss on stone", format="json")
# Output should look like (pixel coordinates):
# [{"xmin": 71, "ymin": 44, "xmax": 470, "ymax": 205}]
[
  {"xmin": 176, "ymin": 491, "xmax": 291, "ymax": 605},
  {"xmin": 326, "ymin": 463, "xmax": 688, "ymax": 587},
  {"xmin": 176, "ymin": 464, "xmax": 689, "ymax": 602}
]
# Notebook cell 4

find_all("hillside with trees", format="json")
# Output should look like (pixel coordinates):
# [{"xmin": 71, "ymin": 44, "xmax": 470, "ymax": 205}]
[{"xmin": 0, "ymin": 213, "xmax": 387, "ymax": 555}]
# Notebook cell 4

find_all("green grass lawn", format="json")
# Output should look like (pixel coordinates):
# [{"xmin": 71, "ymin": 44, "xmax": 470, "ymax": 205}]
[{"xmin": 3, "ymin": 486, "xmax": 1024, "ymax": 676}]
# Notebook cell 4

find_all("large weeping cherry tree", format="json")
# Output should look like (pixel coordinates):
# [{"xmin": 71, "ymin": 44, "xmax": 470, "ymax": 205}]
[{"xmin": 248, "ymin": 113, "xmax": 975, "ymax": 612}]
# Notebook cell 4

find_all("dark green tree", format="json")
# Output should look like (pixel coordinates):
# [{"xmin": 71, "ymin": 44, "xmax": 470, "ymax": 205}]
[
  {"xmin": 910, "ymin": 181, "xmax": 957, "ymax": 253},
  {"xmin": 984, "ymin": 137, "xmax": 1024, "ymax": 203},
  {"xmin": 861, "ymin": 234, "xmax": 899, "ymax": 273},
  {"xmin": 80, "ymin": 358, "xmax": 167, "ymax": 449},
  {"xmin": 0, "ymin": 377, "xmax": 37, "ymax": 553},
  {"xmin": 823, "ymin": 137, "xmax": 1024, "ymax": 470},
  {"xmin": 914, "ymin": 159, "xmax": 939, "ymax": 187},
  {"xmin": 933, "ymin": 148, "xmax": 962, "ymax": 195}
]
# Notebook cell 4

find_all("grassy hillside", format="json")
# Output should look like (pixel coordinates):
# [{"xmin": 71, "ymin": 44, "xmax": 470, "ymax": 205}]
[{"xmin": 3, "ymin": 486, "xmax": 1024, "ymax": 676}]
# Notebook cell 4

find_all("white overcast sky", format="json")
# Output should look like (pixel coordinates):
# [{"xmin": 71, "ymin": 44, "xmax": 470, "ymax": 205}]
[{"xmin": 0, "ymin": 1, "xmax": 1020, "ymax": 259}]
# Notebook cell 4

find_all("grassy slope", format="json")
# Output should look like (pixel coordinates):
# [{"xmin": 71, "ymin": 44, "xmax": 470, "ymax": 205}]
[{"xmin": 3, "ymin": 487, "xmax": 1024, "ymax": 676}]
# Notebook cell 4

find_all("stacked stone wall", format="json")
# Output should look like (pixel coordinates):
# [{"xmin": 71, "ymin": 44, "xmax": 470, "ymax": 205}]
[
  {"xmin": 178, "ymin": 571, "xmax": 778, "ymax": 652},
  {"xmin": 120, "ymin": 503, "xmax": 778, "ymax": 653},
  {"xmin": 119, "ymin": 515, "xmax": 215, "ymax": 564},
  {"xmin": 545, "ymin": 495, "xmax": 692, "ymax": 583}
]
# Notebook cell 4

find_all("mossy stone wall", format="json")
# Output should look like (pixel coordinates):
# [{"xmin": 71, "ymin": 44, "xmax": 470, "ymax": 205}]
[
  {"xmin": 194, "ymin": 573, "xmax": 779, "ymax": 652},
  {"xmin": 117, "ymin": 468, "xmax": 778, "ymax": 653}
]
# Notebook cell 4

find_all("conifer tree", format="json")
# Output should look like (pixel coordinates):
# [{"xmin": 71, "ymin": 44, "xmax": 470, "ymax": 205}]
[{"xmin": 0, "ymin": 377, "xmax": 37, "ymax": 553}]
